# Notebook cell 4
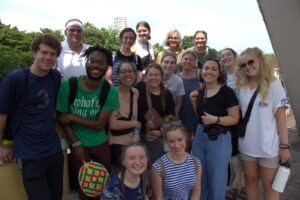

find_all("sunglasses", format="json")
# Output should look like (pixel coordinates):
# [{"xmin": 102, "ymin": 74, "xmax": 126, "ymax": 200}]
[
  {"xmin": 239, "ymin": 59, "xmax": 255, "ymax": 68},
  {"xmin": 162, "ymin": 120, "xmax": 182, "ymax": 130}
]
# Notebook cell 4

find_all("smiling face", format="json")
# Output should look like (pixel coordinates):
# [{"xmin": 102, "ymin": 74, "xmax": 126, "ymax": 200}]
[
  {"xmin": 146, "ymin": 67, "xmax": 163, "ymax": 89},
  {"xmin": 121, "ymin": 31, "xmax": 136, "ymax": 50},
  {"xmin": 118, "ymin": 62, "xmax": 136, "ymax": 87},
  {"xmin": 220, "ymin": 49, "xmax": 236, "ymax": 68},
  {"xmin": 85, "ymin": 51, "xmax": 108, "ymax": 81},
  {"xmin": 181, "ymin": 53, "xmax": 196, "ymax": 70},
  {"xmin": 239, "ymin": 53, "xmax": 260, "ymax": 80},
  {"xmin": 122, "ymin": 146, "xmax": 148, "ymax": 176},
  {"xmin": 137, "ymin": 25, "xmax": 150, "ymax": 44},
  {"xmin": 168, "ymin": 32, "xmax": 180, "ymax": 49},
  {"xmin": 201, "ymin": 60, "xmax": 221, "ymax": 84},
  {"xmin": 194, "ymin": 32, "xmax": 207, "ymax": 49},
  {"xmin": 65, "ymin": 25, "xmax": 83, "ymax": 44},
  {"xmin": 161, "ymin": 55, "xmax": 176, "ymax": 76},
  {"xmin": 32, "ymin": 44, "xmax": 58, "ymax": 74},
  {"xmin": 166, "ymin": 129, "xmax": 187, "ymax": 156}
]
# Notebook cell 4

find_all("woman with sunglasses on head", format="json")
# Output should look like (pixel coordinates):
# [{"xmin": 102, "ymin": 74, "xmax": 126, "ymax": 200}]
[
  {"xmin": 56, "ymin": 18, "xmax": 91, "ymax": 79},
  {"xmin": 151, "ymin": 123, "xmax": 202, "ymax": 200},
  {"xmin": 132, "ymin": 21, "xmax": 154, "ymax": 72},
  {"xmin": 135, "ymin": 63, "xmax": 175, "ymax": 163},
  {"xmin": 100, "ymin": 142, "xmax": 150, "ymax": 200},
  {"xmin": 190, "ymin": 58, "xmax": 239, "ymax": 200},
  {"xmin": 156, "ymin": 30, "xmax": 184, "ymax": 72},
  {"xmin": 106, "ymin": 28, "xmax": 143, "ymax": 86},
  {"xmin": 108, "ymin": 62, "xmax": 141, "ymax": 173},
  {"xmin": 236, "ymin": 47, "xmax": 290, "ymax": 200}
]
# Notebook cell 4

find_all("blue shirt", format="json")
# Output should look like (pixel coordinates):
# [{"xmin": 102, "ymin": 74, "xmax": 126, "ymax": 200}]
[
  {"xmin": 0, "ymin": 68, "xmax": 61, "ymax": 159},
  {"xmin": 100, "ymin": 174, "xmax": 144, "ymax": 200},
  {"xmin": 153, "ymin": 154, "xmax": 201, "ymax": 200}
]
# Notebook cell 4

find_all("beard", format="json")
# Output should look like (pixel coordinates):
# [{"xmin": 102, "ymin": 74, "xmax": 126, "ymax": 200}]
[{"xmin": 86, "ymin": 68, "xmax": 106, "ymax": 81}]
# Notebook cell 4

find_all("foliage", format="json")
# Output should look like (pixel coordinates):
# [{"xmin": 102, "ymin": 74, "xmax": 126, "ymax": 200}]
[
  {"xmin": 265, "ymin": 53, "xmax": 278, "ymax": 68},
  {"xmin": 83, "ymin": 22, "xmax": 120, "ymax": 51},
  {"xmin": 181, "ymin": 35, "xmax": 194, "ymax": 49},
  {"xmin": 153, "ymin": 43, "xmax": 164, "ymax": 59},
  {"xmin": 40, "ymin": 28, "xmax": 64, "ymax": 41}
]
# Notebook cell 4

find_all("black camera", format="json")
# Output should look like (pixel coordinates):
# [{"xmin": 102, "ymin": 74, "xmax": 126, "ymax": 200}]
[
  {"xmin": 205, "ymin": 125, "xmax": 227, "ymax": 141},
  {"xmin": 207, "ymin": 127, "xmax": 219, "ymax": 140}
]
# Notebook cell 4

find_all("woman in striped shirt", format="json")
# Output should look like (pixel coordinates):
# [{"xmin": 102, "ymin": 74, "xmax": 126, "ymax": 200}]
[{"xmin": 151, "ymin": 122, "xmax": 202, "ymax": 200}]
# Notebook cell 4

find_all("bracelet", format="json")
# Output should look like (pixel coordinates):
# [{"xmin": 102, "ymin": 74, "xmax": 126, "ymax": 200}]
[
  {"xmin": 216, "ymin": 116, "xmax": 220, "ymax": 124},
  {"xmin": 71, "ymin": 141, "xmax": 81, "ymax": 148},
  {"xmin": 279, "ymin": 143, "xmax": 290, "ymax": 149}
]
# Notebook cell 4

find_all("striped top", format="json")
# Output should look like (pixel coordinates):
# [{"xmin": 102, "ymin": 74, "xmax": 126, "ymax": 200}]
[{"xmin": 153, "ymin": 153, "xmax": 201, "ymax": 200}]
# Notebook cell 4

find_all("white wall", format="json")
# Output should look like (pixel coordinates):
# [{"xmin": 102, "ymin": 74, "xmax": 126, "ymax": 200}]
[{"xmin": 257, "ymin": 0, "xmax": 300, "ymax": 130}]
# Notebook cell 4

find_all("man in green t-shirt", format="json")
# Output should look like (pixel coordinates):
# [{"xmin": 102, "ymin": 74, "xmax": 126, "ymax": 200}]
[{"xmin": 56, "ymin": 45, "xmax": 119, "ymax": 199}]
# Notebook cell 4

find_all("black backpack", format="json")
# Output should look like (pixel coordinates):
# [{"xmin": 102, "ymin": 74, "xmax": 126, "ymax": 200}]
[
  {"xmin": 68, "ymin": 77, "xmax": 110, "ymax": 118},
  {"xmin": 4, "ymin": 68, "xmax": 61, "ymax": 140}
]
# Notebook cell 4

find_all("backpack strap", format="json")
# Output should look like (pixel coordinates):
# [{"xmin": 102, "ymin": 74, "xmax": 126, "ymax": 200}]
[
  {"xmin": 49, "ymin": 69, "xmax": 61, "ymax": 107},
  {"xmin": 191, "ymin": 155, "xmax": 199, "ymax": 173},
  {"xmin": 157, "ymin": 158, "xmax": 165, "ymax": 182},
  {"xmin": 68, "ymin": 77, "xmax": 78, "ymax": 104},
  {"xmin": 99, "ymin": 80, "xmax": 110, "ymax": 109}
]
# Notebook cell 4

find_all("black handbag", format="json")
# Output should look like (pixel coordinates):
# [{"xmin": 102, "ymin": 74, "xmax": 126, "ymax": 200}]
[{"xmin": 235, "ymin": 87, "xmax": 259, "ymax": 137}]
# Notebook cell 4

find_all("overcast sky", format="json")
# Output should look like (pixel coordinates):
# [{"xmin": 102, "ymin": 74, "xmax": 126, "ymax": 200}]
[{"xmin": 1, "ymin": 0, "xmax": 274, "ymax": 53}]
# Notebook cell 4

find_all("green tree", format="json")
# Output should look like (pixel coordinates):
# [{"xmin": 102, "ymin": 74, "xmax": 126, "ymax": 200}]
[
  {"xmin": 40, "ymin": 28, "xmax": 64, "ymax": 41},
  {"xmin": 153, "ymin": 43, "xmax": 164, "ymax": 59},
  {"xmin": 84, "ymin": 22, "xmax": 119, "ymax": 51},
  {"xmin": 181, "ymin": 35, "xmax": 194, "ymax": 49}
]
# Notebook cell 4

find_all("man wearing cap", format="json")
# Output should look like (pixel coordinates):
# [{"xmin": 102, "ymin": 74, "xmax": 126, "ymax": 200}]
[{"xmin": 56, "ymin": 18, "xmax": 90, "ymax": 79}]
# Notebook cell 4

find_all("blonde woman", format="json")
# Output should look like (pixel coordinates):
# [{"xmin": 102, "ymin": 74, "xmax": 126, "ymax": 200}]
[
  {"xmin": 151, "ymin": 123, "xmax": 202, "ymax": 200},
  {"xmin": 236, "ymin": 47, "xmax": 290, "ymax": 200}
]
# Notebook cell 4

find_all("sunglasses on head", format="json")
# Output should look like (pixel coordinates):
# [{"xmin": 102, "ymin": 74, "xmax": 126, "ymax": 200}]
[
  {"xmin": 162, "ymin": 120, "xmax": 182, "ymax": 130},
  {"xmin": 239, "ymin": 59, "xmax": 255, "ymax": 68}
]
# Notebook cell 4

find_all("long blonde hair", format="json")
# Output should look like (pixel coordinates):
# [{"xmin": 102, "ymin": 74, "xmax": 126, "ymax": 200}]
[{"xmin": 236, "ymin": 47, "xmax": 277, "ymax": 102}]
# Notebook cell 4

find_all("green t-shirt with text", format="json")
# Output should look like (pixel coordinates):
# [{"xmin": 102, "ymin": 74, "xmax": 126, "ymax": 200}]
[{"xmin": 56, "ymin": 77, "xmax": 120, "ymax": 146}]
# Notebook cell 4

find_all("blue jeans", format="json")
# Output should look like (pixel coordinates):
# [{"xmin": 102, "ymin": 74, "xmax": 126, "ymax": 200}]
[{"xmin": 192, "ymin": 124, "xmax": 232, "ymax": 200}]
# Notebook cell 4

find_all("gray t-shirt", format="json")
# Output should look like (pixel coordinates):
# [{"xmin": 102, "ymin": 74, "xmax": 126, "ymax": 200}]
[{"xmin": 163, "ymin": 74, "xmax": 185, "ymax": 102}]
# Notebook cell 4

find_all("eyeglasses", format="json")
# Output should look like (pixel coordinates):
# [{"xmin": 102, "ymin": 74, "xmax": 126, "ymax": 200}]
[
  {"xmin": 239, "ymin": 59, "xmax": 255, "ymax": 68},
  {"xmin": 86, "ymin": 59, "xmax": 105, "ymax": 66},
  {"xmin": 162, "ymin": 120, "xmax": 182, "ymax": 130},
  {"xmin": 119, "ymin": 69, "xmax": 135, "ymax": 75},
  {"xmin": 67, "ymin": 29, "xmax": 83, "ymax": 34}
]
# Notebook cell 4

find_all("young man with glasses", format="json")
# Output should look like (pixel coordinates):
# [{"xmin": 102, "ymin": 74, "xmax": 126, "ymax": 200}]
[
  {"xmin": 56, "ymin": 18, "xmax": 91, "ymax": 79},
  {"xmin": 56, "ymin": 45, "xmax": 119, "ymax": 200}
]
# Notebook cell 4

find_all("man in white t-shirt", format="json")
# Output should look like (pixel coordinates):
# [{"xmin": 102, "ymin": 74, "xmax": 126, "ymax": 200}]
[{"xmin": 56, "ymin": 18, "xmax": 90, "ymax": 79}]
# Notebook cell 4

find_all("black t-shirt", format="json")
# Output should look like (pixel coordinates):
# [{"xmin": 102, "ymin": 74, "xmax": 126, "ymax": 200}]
[
  {"xmin": 196, "ymin": 85, "xmax": 238, "ymax": 124},
  {"xmin": 135, "ymin": 81, "xmax": 175, "ymax": 134},
  {"xmin": 115, "ymin": 50, "xmax": 143, "ymax": 71}
]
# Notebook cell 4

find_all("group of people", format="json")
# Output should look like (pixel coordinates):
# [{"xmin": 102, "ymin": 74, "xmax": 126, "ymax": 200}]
[{"xmin": 0, "ymin": 17, "xmax": 291, "ymax": 200}]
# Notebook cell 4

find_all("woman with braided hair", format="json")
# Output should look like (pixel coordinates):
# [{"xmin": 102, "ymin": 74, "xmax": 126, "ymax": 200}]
[
  {"xmin": 135, "ymin": 63, "xmax": 175, "ymax": 163},
  {"xmin": 100, "ymin": 142, "xmax": 150, "ymax": 200}
]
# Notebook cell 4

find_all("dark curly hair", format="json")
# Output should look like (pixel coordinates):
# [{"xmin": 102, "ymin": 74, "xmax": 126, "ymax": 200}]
[{"xmin": 83, "ymin": 45, "xmax": 112, "ymax": 66}]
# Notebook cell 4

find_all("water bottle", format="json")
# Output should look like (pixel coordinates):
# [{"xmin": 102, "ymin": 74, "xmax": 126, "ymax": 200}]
[
  {"xmin": 132, "ymin": 128, "xmax": 140, "ymax": 142},
  {"xmin": 272, "ymin": 162, "xmax": 291, "ymax": 192}
]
